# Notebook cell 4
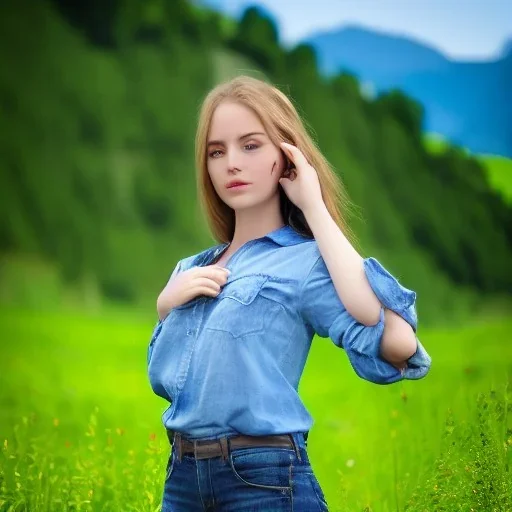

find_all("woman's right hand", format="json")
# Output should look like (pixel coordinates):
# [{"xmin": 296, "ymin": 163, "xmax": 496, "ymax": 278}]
[{"xmin": 156, "ymin": 265, "xmax": 230, "ymax": 320}]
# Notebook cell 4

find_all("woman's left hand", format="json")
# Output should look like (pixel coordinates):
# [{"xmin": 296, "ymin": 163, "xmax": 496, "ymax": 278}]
[{"xmin": 279, "ymin": 142, "xmax": 323, "ymax": 213}]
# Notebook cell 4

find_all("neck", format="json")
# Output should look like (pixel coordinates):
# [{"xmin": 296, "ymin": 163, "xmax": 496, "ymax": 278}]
[{"xmin": 230, "ymin": 197, "xmax": 285, "ymax": 249}]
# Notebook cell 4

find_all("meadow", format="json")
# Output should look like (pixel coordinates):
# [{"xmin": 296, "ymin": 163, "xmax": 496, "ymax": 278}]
[
  {"xmin": 1, "ymin": 306, "xmax": 511, "ymax": 511},
  {"xmin": 1, "ymin": 2, "xmax": 511, "ymax": 510}
]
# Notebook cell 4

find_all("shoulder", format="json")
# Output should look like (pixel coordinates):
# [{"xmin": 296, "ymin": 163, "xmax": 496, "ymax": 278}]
[
  {"xmin": 264, "ymin": 237, "xmax": 323, "ymax": 288},
  {"xmin": 295, "ymin": 239, "xmax": 324, "ymax": 280}
]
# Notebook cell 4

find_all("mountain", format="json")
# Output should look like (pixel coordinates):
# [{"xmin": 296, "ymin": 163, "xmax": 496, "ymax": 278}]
[
  {"xmin": 501, "ymin": 38, "xmax": 512, "ymax": 58},
  {"xmin": 305, "ymin": 26, "xmax": 512, "ymax": 157}
]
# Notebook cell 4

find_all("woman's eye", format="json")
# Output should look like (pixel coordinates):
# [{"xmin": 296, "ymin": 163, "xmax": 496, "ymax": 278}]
[{"xmin": 208, "ymin": 144, "xmax": 258, "ymax": 158}]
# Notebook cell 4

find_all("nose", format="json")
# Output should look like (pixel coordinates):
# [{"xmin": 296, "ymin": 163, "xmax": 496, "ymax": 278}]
[{"xmin": 226, "ymin": 150, "xmax": 242, "ymax": 173}]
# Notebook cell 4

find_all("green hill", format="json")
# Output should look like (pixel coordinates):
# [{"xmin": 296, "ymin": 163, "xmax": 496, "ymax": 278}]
[
  {"xmin": 425, "ymin": 132, "xmax": 512, "ymax": 205},
  {"xmin": 0, "ymin": 1, "xmax": 510, "ymax": 327},
  {"xmin": 478, "ymin": 154, "xmax": 512, "ymax": 205}
]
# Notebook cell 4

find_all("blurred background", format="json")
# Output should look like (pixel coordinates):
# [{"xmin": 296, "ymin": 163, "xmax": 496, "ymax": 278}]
[{"xmin": 0, "ymin": 1, "xmax": 511, "ymax": 510}]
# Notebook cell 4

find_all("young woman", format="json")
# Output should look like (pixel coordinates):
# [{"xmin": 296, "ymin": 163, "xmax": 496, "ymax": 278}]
[{"xmin": 147, "ymin": 75, "xmax": 431, "ymax": 511}]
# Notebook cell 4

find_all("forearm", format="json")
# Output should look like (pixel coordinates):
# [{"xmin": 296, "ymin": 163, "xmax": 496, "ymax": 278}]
[
  {"xmin": 303, "ymin": 203, "xmax": 381, "ymax": 326},
  {"xmin": 156, "ymin": 289, "xmax": 178, "ymax": 321},
  {"xmin": 303, "ymin": 203, "xmax": 417, "ymax": 364}
]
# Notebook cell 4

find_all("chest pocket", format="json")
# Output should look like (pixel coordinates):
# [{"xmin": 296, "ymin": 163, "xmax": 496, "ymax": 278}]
[{"xmin": 205, "ymin": 274, "xmax": 270, "ymax": 339}]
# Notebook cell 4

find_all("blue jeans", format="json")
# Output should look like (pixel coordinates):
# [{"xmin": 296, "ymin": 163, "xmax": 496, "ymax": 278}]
[{"xmin": 161, "ymin": 432, "xmax": 329, "ymax": 511}]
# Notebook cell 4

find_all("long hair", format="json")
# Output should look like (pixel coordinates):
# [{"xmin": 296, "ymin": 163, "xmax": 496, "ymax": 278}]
[{"xmin": 195, "ymin": 75, "xmax": 359, "ymax": 249}]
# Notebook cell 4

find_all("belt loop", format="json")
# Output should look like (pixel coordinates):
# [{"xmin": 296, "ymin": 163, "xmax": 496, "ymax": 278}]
[
  {"xmin": 193, "ymin": 439, "xmax": 198, "ymax": 460},
  {"xmin": 289, "ymin": 433, "xmax": 302, "ymax": 462},
  {"xmin": 175, "ymin": 432, "xmax": 182, "ymax": 462},
  {"xmin": 219, "ymin": 437, "xmax": 229, "ymax": 462},
  {"xmin": 227, "ymin": 435, "xmax": 233, "ymax": 458}
]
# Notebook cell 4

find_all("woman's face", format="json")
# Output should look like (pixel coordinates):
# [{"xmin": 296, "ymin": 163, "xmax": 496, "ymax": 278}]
[{"xmin": 206, "ymin": 101, "xmax": 286, "ymax": 209}]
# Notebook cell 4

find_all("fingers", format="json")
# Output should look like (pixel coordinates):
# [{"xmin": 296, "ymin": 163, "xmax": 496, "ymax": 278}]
[
  {"xmin": 193, "ymin": 277, "xmax": 223, "ymax": 297},
  {"xmin": 195, "ymin": 265, "xmax": 231, "ymax": 297},
  {"xmin": 194, "ymin": 265, "xmax": 230, "ymax": 286},
  {"xmin": 206, "ymin": 265, "xmax": 231, "ymax": 281},
  {"xmin": 280, "ymin": 141, "xmax": 309, "ymax": 170}
]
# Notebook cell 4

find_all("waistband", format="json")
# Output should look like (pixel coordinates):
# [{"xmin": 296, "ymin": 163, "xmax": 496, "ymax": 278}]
[{"xmin": 166, "ymin": 430, "xmax": 309, "ymax": 462}]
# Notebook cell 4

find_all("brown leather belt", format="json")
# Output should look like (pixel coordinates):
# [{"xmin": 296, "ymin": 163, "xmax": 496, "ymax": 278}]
[{"xmin": 166, "ymin": 430, "xmax": 302, "ymax": 462}]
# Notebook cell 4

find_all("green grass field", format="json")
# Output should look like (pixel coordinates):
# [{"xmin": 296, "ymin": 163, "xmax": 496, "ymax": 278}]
[{"xmin": 0, "ymin": 307, "xmax": 511, "ymax": 511}]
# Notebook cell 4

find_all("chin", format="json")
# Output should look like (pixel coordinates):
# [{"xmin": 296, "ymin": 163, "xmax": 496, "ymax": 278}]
[
  {"xmin": 225, "ymin": 198, "xmax": 257, "ymax": 210},
  {"xmin": 225, "ymin": 195, "xmax": 264, "ymax": 209}
]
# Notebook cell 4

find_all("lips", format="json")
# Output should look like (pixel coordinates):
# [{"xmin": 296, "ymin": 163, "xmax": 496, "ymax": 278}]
[{"xmin": 226, "ymin": 181, "xmax": 250, "ymax": 189}]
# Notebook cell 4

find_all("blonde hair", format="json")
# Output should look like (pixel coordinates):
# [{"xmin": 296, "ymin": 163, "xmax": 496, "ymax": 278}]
[{"xmin": 195, "ymin": 75, "xmax": 359, "ymax": 249}]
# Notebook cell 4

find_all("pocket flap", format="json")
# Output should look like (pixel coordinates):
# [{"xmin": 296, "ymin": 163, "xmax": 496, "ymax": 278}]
[{"xmin": 219, "ymin": 274, "xmax": 269, "ymax": 305}]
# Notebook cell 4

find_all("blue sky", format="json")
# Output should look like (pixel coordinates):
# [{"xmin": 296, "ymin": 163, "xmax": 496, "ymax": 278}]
[{"xmin": 196, "ymin": 0, "xmax": 512, "ymax": 61}]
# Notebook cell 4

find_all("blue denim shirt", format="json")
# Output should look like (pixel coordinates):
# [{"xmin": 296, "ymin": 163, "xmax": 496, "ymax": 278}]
[{"xmin": 147, "ymin": 225, "xmax": 431, "ymax": 441}]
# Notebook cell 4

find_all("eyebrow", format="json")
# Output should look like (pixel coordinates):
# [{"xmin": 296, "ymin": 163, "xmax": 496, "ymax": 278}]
[{"xmin": 207, "ymin": 132, "xmax": 266, "ymax": 147}]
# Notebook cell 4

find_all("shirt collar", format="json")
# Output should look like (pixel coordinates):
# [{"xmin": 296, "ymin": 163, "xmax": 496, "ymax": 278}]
[
  {"xmin": 203, "ymin": 225, "xmax": 310, "ymax": 266},
  {"xmin": 264, "ymin": 224, "xmax": 311, "ymax": 246},
  {"xmin": 218, "ymin": 224, "xmax": 310, "ymax": 249}
]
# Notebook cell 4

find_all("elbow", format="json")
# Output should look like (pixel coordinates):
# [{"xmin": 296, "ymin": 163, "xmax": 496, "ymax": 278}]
[{"xmin": 381, "ymin": 332, "xmax": 417, "ymax": 364}]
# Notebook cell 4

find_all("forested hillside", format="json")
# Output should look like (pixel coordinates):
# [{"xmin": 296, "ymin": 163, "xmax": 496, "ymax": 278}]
[{"xmin": 0, "ymin": 0, "xmax": 510, "ymax": 325}]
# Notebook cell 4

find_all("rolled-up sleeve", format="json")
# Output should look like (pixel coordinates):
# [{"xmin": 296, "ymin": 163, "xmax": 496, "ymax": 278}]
[
  {"xmin": 147, "ymin": 260, "xmax": 182, "ymax": 366},
  {"xmin": 299, "ymin": 255, "xmax": 432, "ymax": 385}
]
